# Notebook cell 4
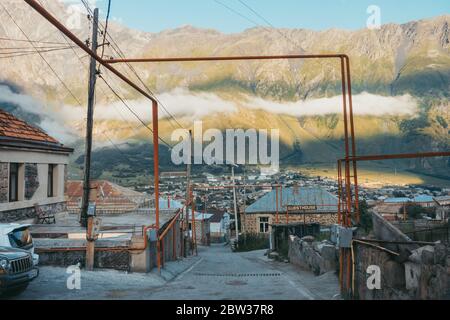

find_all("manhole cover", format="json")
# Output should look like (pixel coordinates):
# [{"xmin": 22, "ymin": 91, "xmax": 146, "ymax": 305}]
[
  {"xmin": 194, "ymin": 273, "xmax": 282, "ymax": 278},
  {"xmin": 226, "ymin": 280, "xmax": 247, "ymax": 286}
]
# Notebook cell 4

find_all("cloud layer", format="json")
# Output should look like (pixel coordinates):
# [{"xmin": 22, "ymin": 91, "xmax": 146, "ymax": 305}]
[
  {"xmin": 0, "ymin": 86, "xmax": 418, "ymax": 145},
  {"xmin": 243, "ymin": 92, "xmax": 418, "ymax": 117}
]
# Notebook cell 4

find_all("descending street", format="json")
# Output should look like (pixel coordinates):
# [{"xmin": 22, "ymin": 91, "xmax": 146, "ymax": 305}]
[{"xmin": 16, "ymin": 245, "xmax": 339, "ymax": 300}]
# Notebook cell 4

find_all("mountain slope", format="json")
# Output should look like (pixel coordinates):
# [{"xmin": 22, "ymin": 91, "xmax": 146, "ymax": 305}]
[{"xmin": 0, "ymin": 0, "xmax": 448, "ymax": 182}]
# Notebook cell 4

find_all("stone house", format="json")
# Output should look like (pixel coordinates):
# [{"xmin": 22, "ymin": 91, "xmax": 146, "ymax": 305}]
[
  {"xmin": 0, "ymin": 109, "xmax": 73, "ymax": 223},
  {"xmin": 243, "ymin": 186, "xmax": 339, "ymax": 235},
  {"xmin": 434, "ymin": 196, "xmax": 450, "ymax": 221},
  {"xmin": 188, "ymin": 210, "xmax": 213, "ymax": 246}
]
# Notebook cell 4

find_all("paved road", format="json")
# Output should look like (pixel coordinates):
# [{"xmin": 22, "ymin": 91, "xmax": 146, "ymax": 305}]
[{"xmin": 12, "ymin": 245, "xmax": 339, "ymax": 300}]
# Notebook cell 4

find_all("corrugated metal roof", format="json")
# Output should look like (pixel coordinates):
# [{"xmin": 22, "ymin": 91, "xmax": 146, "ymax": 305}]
[
  {"xmin": 413, "ymin": 195, "xmax": 434, "ymax": 203},
  {"xmin": 245, "ymin": 187, "xmax": 338, "ymax": 214},
  {"xmin": 384, "ymin": 195, "xmax": 435, "ymax": 204},
  {"xmin": 434, "ymin": 196, "xmax": 450, "ymax": 206},
  {"xmin": 384, "ymin": 197, "xmax": 411, "ymax": 203}
]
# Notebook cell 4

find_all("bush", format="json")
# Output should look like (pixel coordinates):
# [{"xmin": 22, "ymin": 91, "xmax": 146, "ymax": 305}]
[
  {"xmin": 358, "ymin": 200, "xmax": 373, "ymax": 234},
  {"xmin": 234, "ymin": 233, "xmax": 270, "ymax": 252},
  {"xmin": 403, "ymin": 204, "xmax": 425, "ymax": 220}
]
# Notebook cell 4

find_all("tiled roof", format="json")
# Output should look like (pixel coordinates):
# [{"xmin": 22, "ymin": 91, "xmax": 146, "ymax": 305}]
[
  {"xmin": 245, "ymin": 187, "xmax": 339, "ymax": 214},
  {"xmin": 66, "ymin": 180, "xmax": 144, "ymax": 199},
  {"xmin": 0, "ymin": 108, "xmax": 59, "ymax": 144}
]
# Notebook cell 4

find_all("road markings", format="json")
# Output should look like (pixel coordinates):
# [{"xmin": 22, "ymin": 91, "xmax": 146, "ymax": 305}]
[{"xmin": 173, "ymin": 257, "xmax": 204, "ymax": 281}]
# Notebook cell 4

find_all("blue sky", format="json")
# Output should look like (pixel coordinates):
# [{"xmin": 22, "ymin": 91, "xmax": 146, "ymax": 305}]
[{"xmin": 93, "ymin": 0, "xmax": 450, "ymax": 33}]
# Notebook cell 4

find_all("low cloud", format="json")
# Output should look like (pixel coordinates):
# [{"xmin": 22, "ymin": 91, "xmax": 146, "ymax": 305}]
[
  {"xmin": 92, "ymin": 89, "xmax": 417, "ymax": 122},
  {"xmin": 243, "ymin": 92, "xmax": 418, "ymax": 117},
  {"xmin": 0, "ymin": 85, "xmax": 79, "ymax": 144},
  {"xmin": 93, "ymin": 88, "xmax": 238, "ymax": 122},
  {"xmin": 1, "ymin": 86, "xmax": 418, "ymax": 146}
]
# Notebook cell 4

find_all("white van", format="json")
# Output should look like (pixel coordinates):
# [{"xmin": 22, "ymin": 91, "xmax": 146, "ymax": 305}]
[{"xmin": 0, "ymin": 224, "xmax": 39, "ymax": 266}]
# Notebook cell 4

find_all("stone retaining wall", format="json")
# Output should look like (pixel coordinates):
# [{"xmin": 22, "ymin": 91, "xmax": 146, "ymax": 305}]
[
  {"xmin": 288, "ymin": 236, "xmax": 339, "ymax": 275},
  {"xmin": 0, "ymin": 202, "xmax": 67, "ymax": 223},
  {"xmin": 0, "ymin": 163, "xmax": 8, "ymax": 203}
]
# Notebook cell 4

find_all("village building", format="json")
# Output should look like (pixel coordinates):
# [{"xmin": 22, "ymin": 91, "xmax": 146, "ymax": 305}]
[
  {"xmin": 243, "ymin": 186, "xmax": 339, "ymax": 235},
  {"xmin": 0, "ymin": 109, "xmax": 73, "ymax": 223},
  {"xmin": 187, "ymin": 210, "xmax": 213, "ymax": 246},
  {"xmin": 434, "ymin": 196, "xmax": 450, "ymax": 221},
  {"xmin": 66, "ymin": 180, "xmax": 184, "ymax": 216},
  {"xmin": 208, "ymin": 208, "xmax": 230, "ymax": 243},
  {"xmin": 375, "ymin": 195, "xmax": 437, "ymax": 221}
]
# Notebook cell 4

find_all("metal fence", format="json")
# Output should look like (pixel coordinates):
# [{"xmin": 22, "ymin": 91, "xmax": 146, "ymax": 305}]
[
  {"xmin": 67, "ymin": 196, "xmax": 157, "ymax": 215},
  {"xmin": 405, "ymin": 225, "xmax": 450, "ymax": 244}
]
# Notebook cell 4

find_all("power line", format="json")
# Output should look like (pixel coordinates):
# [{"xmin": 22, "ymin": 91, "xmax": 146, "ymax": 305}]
[
  {"xmin": 0, "ymin": 46, "xmax": 78, "ymax": 59},
  {"xmin": 100, "ymin": 0, "xmax": 111, "ymax": 59},
  {"xmin": 1, "ymin": 3, "xmax": 83, "ymax": 106},
  {"xmin": 213, "ymin": 0, "xmax": 262, "ymax": 27},
  {"xmin": 3, "ymin": 1, "xmax": 139, "ymax": 166},
  {"xmin": 238, "ymin": 0, "xmax": 307, "ymax": 53},
  {"xmin": 80, "ymin": 0, "xmax": 185, "ymax": 131},
  {"xmin": 99, "ymin": 74, "xmax": 173, "ymax": 149},
  {"xmin": 0, "ymin": 36, "xmax": 70, "ymax": 46}
]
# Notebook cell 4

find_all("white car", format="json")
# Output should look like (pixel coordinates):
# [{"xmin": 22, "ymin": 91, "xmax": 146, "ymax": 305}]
[{"xmin": 0, "ymin": 224, "xmax": 39, "ymax": 266}]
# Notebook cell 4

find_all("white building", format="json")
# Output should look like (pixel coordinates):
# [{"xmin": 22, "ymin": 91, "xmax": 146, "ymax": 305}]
[
  {"xmin": 209, "ymin": 209, "xmax": 230, "ymax": 243},
  {"xmin": 0, "ymin": 109, "xmax": 73, "ymax": 223}
]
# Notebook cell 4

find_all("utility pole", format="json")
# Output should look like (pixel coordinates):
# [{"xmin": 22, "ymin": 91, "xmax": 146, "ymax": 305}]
[
  {"xmin": 82, "ymin": 8, "xmax": 99, "ymax": 271},
  {"xmin": 231, "ymin": 165, "xmax": 239, "ymax": 247},
  {"xmin": 185, "ymin": 130, "xmax": 192, "ymax": 256}
]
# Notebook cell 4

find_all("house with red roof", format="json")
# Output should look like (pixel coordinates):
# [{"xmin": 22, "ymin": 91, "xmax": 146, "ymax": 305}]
[{"xmin": 0, "ymin": 108, "xmax": 73, "ymax": 223}]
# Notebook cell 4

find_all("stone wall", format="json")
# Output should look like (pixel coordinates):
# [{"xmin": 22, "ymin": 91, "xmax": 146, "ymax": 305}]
[
  {"xmin": 38, "ymin": 249, "xmax": 131, "ymax": 271},
  {"xmin": 354, "ymin": 242, "xmax": 450, "ymax": 300},
  {"xmin": 243, "ymin": 213, "xmax": 338, "ymax": 234},
  {"xmin": 0, "ymin": 163, "xmax": 8, "ymax": 203},
  {"xmin": 0, "ymin": 202, "xmax": 67, "ymax": 223},
  {"xmin": 25, "ymin": 163, "xmax": 39, "ymax": 200},
  {"xmin": 288, "ymin": 235, "xmax": 339, "ymax": 276}
]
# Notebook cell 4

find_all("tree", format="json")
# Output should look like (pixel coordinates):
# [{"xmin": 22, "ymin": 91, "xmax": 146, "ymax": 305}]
[
  {"xmin": 358, "ymin": 200, "xmax": 373, "ymax": 233},
  {"xmin": 403, "ymin": 204, "xmax": 424, "ymax": 220}
]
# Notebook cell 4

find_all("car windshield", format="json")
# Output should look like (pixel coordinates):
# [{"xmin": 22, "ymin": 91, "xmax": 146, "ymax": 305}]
[{"xmin": 8, "ymin": 227, "xmax": 33, "ymax": 248}]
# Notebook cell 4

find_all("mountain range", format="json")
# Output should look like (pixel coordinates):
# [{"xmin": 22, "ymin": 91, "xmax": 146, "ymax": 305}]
[{"xmin": 0, "ymin": 0, "xmax": 449, "ymax": 184}]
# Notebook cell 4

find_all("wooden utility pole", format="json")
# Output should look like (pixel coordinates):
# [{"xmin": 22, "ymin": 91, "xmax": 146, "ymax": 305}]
[
  {"xmin": 231, "ymin": 165, "xmax": 239, "ymax": 247},
  {"xmin": 83, "ymin": 8, "xmax": 99, "ymax": 271},
  {"xmin": 184, "ymin": 130, "xmax": 192, "ymax": 256}
]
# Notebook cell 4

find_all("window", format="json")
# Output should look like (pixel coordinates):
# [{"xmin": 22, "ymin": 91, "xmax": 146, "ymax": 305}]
[
  {"xmin": 47, "ymin": 164, "xmax": 55, "ymax": 197},
  {"xmin": 9, "ymin": 163, "xmax": 19, "ymax": 202},
  {"xmin": 259, "ymin": 217, "xmax": 270, "ymax": 233}
]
